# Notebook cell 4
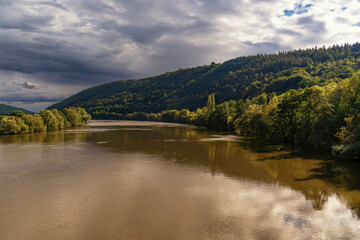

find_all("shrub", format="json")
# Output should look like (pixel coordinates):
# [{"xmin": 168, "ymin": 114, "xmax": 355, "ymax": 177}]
[{"xmin": 0, "ymin": 116, "xmax": 29, "ymax": 135}]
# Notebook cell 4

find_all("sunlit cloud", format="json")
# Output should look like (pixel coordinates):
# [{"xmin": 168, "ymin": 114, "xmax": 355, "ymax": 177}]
[{"xmin": 0, "ymin": 0, "xmax": 359, "ymax": 111}]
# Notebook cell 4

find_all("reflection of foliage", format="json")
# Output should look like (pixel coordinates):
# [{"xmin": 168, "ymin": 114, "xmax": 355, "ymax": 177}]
[
  {"xmin": 86, "ymin": 125, "xmax": 360, "ymax": 214},
  {"xmin": 232, "ymin": 138, "xmax": 360, "ymax": 213},
  {"xmin": 0, "ymin": 107, "xmax": 91, "ymax": 135},
  {"xmin": 78, "ymin": 72, "xmax": 359, "ymax": 159},
  {"xmin": 298, "ymin": 160, "xmax": 360, "ymax": 191},
  {"xmin": 296, "ymin": 159, "xmax": 360, "ymax": 215},
  {"xmin": 0, "ymin": 130, "xmax": 90, "ymax": 144}
]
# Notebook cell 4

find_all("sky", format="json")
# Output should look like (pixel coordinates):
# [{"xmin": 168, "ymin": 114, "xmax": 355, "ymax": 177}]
[{"xmin": 0, "ymin": 0, "xmax": 359, "ymax": 112}]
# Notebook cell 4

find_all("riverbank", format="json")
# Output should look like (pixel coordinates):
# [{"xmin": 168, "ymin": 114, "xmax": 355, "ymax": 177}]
[
  {"xmin": 0, "ymin": 107, "xmax": 91, "ymax": 135},
  {"xmin": 1, "ymin": 120, "xmax": 359, "ymax": 239}
]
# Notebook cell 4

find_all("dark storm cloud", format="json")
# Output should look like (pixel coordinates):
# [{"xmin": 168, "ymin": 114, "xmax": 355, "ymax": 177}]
[
  {"xmin": 120, "ymin": 24, "xmax": 172, "ymax": 44},
  {"xmin": 0, "ymin": 93, "xmax": 64, "ymax": 103},
  {"xmin": 296, "ymin": 16, "xmax": 326, "ymax": 44},
  {"xmin": 297, "ymin": 16, "xmax": 326, "ymax": 32},
  {"xmin": 0, "ymin": 34, "xmax": 133, "ymax": 85},
  {"xmin": 0, "ymin": 0, "xmax": 358, "ymax": 112},
  {"xmin": 21, "ymin": 82, "xmax": 37, "ymax": 89},
  {"xmin": 0, "ymin": 0, "xmax": 223, "ymax": 89},
  {"xmin": 0, "ymin": 15, "xmax": 54, "ymax": 31},
  {"xmin": 150, "ymin": 40, "xmax": 213, "ymax": 69},
  {"xmin": 11, "ymin": 81, "xmax": 37, "ymax": 89},
  {"xmin": 177, "ymin": 16, "xmax": 217, "ymax": 36},
  {"xmin": 99, "ymin": 21, "xmax": 173, "ymax": 45},
  {"xmin": 98, "ymin": 16, "xmax": 215, "ymax": 46}
]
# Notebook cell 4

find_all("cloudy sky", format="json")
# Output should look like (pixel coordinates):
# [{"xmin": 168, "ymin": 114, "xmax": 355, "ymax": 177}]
[{"xmin": 0, "ymin": 0, "xmax": 359, "ymax": 112}]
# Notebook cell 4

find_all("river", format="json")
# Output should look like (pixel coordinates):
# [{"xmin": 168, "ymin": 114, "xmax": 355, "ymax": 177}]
[{"xmin": 0, "ymin": 120, "xmax": 359, "ymax": 239}]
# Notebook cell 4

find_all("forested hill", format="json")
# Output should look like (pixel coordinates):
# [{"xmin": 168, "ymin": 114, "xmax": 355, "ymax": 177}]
[
  {"xmin": 0, "ymin": 103, "xmax": 33, "ymax": 115},
  {"xmin": 49, "ymin": 43, "xmax": 360, "ymax": 118}
]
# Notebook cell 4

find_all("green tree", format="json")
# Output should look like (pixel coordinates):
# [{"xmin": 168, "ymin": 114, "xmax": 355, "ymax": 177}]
[
  {"xmin": 10, "ymin": 110, "xmax": 26, "ymax": 118},
  {"xmin": 207, "ymin": 94, "xmax": 215, "ymax": 114},
  {"xmin": 51, "ymin": 109, "xmax": 65, "ymax": 129},
  {"xmin": 61, "ymin": 107, "xmax": 91, "ymax": 127},
  {"xmin": 0, "ymin": 116, "xmax": 29, "ymax": 135},
  {"xmin": 22, "ymin": 114, "xmax": 46, "ymax": 133},
  {"xmin": 40, "ymin": 110, "xmax": 59, "ymax": 130}
]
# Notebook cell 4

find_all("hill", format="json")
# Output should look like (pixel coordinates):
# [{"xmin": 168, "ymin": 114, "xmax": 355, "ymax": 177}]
[
  {"xmin": 49, "ymin": 43, "xmax": 360, "ymax": 119},
  {"xmin": 0, "ymin": 103, "xmax": 33, "ymax": 115}
]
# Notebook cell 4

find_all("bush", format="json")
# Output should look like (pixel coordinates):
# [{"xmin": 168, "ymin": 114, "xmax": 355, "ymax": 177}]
[
  {"xmin": 61, "ymin": 107, "xmax": 91, "ymax": 127},
  {"xmin": 51, "ymin": 109, "xmax": 65, "ymax": 129},
  {"xmin": 22, "ymin": 114, "xmax": 46, "ymax": 132},
  {"xmin": 0, "ymin": 107, "xmax": 91, "ymax": 135},
  {"xmin": 40, "ymin": 110, "xmax": 59, "ymax": 130},
  {"xmin": 0, "ymin": 116, "xmax": 29, "ymax": 135}
]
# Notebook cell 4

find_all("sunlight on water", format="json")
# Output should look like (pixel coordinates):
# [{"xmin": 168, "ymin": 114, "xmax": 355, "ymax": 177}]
[{"xmin": 0, "ymin": 121, "xmax": 359, "ymax": 240}]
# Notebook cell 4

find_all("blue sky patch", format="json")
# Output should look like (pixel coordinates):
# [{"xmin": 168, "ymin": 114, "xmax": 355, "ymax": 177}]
[
  {"xmin": 353, "ymin": 22, "xmax": 360, "ymax": 26},
  {"xmin": 284, "ymin": 10, "xmax": 294, "ymax": 16},
  {"xmin": 283, "ymin": 2, "xmax": 313, "ymax": 17}
]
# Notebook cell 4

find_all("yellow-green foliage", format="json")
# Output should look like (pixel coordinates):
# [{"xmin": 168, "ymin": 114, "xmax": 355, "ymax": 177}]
[
  {"xmin": 0, "ymin": 107, "xmax": 91, "ymax": 136},
  {"xmin": 50, "ymin": 109, "xmax": 65, "ymax": 129},
  {"xmin": 40, "ymin": 110, "xmax": 59, "ymax": 130},
  {"xmin": 112, "ymin": 71, "xmax": 360, "ymax": 159},
  {"xmin": 62, "ymin": 107, "xmax": 91, "ymax": 127},
  {"xmin": 22, "ymin": 114, "xmax": 46, "ymax": 133},
  {"xmin": 0, "ymin": 116, "xmax": 29, "ymax": 135},
  {"xmin": 332, "ymin": 73, "xmax": 360, "ymax": 158},
  {"xmin": 50, "ymin": 43, "xmax": 360, "ymax": 118}
]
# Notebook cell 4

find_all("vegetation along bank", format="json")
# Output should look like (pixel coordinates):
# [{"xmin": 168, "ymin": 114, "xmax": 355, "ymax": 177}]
[
  {"xmin": 0, "ymin": 107, "xmax": 91, "ymax": 135},
  {"xmin": 45, "ymin": 44, "xmax": 360, "ymax": 159},
  {"xmin": 102, "ymin": 72, "xmax": 360, "ymax": 160}
]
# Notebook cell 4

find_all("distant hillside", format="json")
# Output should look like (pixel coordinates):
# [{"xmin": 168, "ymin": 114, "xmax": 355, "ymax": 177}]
[
  {"xmin": 0, "ymin": 103, "xmax": 33, "ymax": 115},
  {"xmin": 49, "ymin": 43, "xmax": 360, "ymax": 119}
]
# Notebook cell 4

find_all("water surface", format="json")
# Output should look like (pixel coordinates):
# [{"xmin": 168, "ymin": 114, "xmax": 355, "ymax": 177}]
[{"xmin": 0, "ymin": 120, "xmax": 359, "ymax": 239}]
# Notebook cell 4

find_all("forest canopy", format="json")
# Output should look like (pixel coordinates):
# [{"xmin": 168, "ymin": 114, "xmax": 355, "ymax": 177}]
[
  {"xmin": 48, "ymin": 43, "xmax": 360, "ymax": 159},
  {"xmin": 102, "ymin": 72, "xmax": 360, "ymax": 159},
  {"xmin": 49, "ymin": 43, "xmax": 360, "ymax": 118}
]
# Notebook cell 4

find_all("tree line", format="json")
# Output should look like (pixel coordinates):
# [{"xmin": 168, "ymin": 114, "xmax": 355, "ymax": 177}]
[
  {"xmin": 0, "ymin": 107, "xmax": 91, "ymax": 135},
  {"xmin": 49, "ymin": 43, "xmax": 360, "ymax": 116},
  {"xmin": 100, "ymin": 72, "xmax": 360, "ymax": 160},
  {"xmin": 44, "ymin": 43, "xmax": 360, "ymax": 159}
]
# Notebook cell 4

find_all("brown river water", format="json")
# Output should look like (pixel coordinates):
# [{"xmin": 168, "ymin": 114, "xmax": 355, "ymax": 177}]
[{"xmin": 0, "ymin": 120, "xmax": 359, "ymax": 240}]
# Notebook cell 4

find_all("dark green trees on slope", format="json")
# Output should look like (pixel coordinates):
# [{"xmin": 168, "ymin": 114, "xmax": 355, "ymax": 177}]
[
  {"xmin": 48, "ymin": 43, "xmax": 360, "ymax": 159},
  {"xmin": 0, "ymin": 103, "xmax": 33, "ymax": 115},
  {"xmin": 107, "ymin": 72, "xmax": 360, "ymax": 159},
  {"xmin": 49, "ymin": 43, "xmax": 360, "ymax": 119}
]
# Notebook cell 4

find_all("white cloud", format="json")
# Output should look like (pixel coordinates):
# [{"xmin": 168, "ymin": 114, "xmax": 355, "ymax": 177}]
[{"xmin": 0, "ymin": 0, "xmax": 359, "ymax": 111}]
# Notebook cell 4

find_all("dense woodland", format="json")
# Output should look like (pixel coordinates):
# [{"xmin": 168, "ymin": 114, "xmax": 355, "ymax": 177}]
[
  {"xmin": 114, "ymin": 72, "xmax": 360, "ymax": 159},
  {"xmin": 0, "ymin": 107, "xmax": 91, "ymax": 135},
  {"xmin": 50, "ymin": 43, "xmax": 360, "ymax": 115},
  {"xmin": 50, "ymin": 43, "xmax": 360, "ymax": 159}
]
